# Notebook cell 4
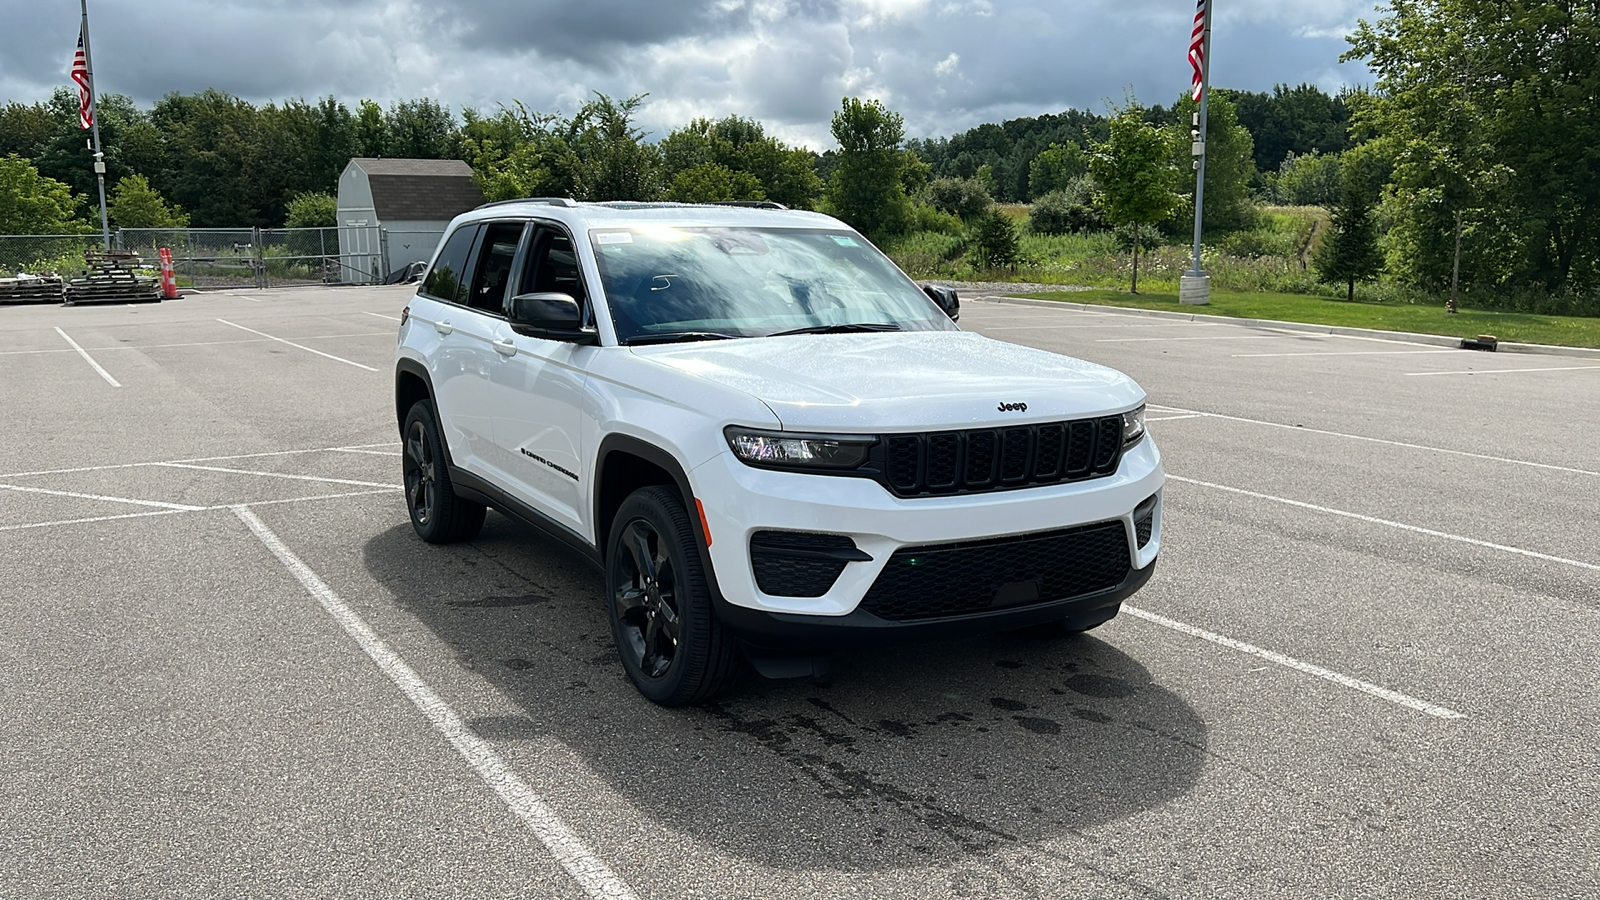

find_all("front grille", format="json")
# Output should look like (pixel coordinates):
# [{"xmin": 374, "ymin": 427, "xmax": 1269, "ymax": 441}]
[
  {"xmin": 879, "ymin": 415, "xmax": 1123, "ymax": 497},
  {"xmin": 750, "ymin": 531, "xmax": 862, "ymax": 598},
  {"xmin": 861, "ymin": 521, "xmax": 1132, "ymax": 621}
]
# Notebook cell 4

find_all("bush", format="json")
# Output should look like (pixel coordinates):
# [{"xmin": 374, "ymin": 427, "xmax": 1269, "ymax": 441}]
[
  {"xmin": 970, "ymin": 207, "xmax": 1021, "ymax": 270},
  {"xmin": 909, "ymin": 202, "xmax": 964, "ymax": 235},
  {"xmin": 926, "ymin": 177, "xmax": 992, "ymax": 220},
  {"xmin": 1028, "ymin": 177, "xmax": 1102, "ymax": 235}
]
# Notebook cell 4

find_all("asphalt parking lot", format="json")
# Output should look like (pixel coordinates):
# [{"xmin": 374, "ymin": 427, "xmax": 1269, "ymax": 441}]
[{"xmin": 2, "ymin": 284, "xmax": 1596, "ymax": 899}]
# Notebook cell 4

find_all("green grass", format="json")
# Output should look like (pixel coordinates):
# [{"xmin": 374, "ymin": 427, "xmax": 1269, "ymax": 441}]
[{"xmin": 1015, "ymin": 288, "xmax": 1600, "ymax": 349}]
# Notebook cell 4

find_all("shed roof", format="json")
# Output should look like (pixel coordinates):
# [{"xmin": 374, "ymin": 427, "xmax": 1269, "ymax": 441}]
[{"xmin": 348, "ymin": 158, "xmax": 484, "ymax": 222}]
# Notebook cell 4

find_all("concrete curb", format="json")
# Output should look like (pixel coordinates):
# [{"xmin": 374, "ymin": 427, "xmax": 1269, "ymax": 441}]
[{"xmin": 969, "ymin": 295, "xmax": 1600, "ymax": 361}]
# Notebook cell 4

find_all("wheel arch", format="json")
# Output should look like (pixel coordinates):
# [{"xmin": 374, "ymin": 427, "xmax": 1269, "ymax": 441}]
[
  {"xmin": 594, "ymin": 435, "xmax": 723, "ymax": 604},
  {"xmin": 395, "ymin": 359, "xmax": 435, "ymax": 433}
]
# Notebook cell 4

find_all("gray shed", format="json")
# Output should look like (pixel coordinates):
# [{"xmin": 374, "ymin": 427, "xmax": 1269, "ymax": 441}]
[{"xmin": 335, "ymin": 158, "xmax": 485, "ymax": 283}]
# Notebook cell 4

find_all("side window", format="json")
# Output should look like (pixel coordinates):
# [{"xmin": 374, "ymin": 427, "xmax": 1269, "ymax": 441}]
[
  {"xmin": 517, "ymin": 227, "xmax": 589, "ymax": 307},
  {"xmin": 464, "ymin": 221, "xmax": 526, "ymax": 315},
  {"xmin": 421, "ymin": 224, "xmax": 479, "ymax": 303}
]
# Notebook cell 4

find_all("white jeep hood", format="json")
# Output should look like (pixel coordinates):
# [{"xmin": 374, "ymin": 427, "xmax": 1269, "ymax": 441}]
[{"xmin": 631, "ymin": 331, "xmax": 1145, "ymax": 431}]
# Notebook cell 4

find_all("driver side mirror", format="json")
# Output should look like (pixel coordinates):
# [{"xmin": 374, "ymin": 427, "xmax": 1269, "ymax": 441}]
[
  {"xmin": 923, "ymin": 284, "xmax": 960, "ymax": 321},
  {"xmin": 507, "ymin": 292, "xmax": 599, "ymax": 344}
]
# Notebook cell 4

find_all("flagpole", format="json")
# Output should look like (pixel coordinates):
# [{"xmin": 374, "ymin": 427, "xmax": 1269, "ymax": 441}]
[
  {"xmin": 1181, "ymin": 0, "xmax": 1213, "ymax": 305},
  {"xmin": 80, "ymin": 0, "xmax": 110, "ymax": 250}
]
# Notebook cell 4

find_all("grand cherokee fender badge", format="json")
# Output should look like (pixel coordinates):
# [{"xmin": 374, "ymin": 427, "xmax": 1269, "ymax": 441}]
[
  {"xmin": 520, "ymin": 447, "xmax": 579, "ymax": 481},
  {"xmin": 997, "ymin": 401, "xmax": 1028, "ymax": 412}
]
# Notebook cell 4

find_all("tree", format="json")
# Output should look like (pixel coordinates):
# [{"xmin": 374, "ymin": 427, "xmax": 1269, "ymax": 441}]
[
  {"xmin": 823, "ymin": 97, "xmax": 913, "ymax": 242},
  {"xmin": 1313, "ymin": 154, "xmax": 1383, "ymax": 301},
  {"xmin": 658, "ymin": 116, "xmax": 820, "ymax": 209},
  {"xmin": 1028, "ymin": 177, "xmax": 1102, "ymax": 235},
  {"xmin": 665, "ymin": 163, "xmax": 764, "ymax": 203},
  {"xmin": 285, "ymin": 191, "xmax": 337, "ymax": 228},
  {"xmin": 1028, "ymin": 142, "xmax": 1087, "ymax": 198},
  {"xmin": 1089, "ymin": 103, "xmax": 1182, "ymax": 293},
  {"xmin": 568, "ymin": 93, "xmax": 659, "ymax": 201},
  {"xmin": 1265, "ymin": 150, "xmax": 1343, "ymax": 207},
  {"xmin": 386, "ymin": 98, "xmax": 455, "ymax": 159},
  {"xmin": 1171, "ymin": 91, "xmax": 1257, "ymax": 235},
  {"xmin": 1347, "ymin": 0, "xmax": 1600, "ymax": 298},
  {"xmin": 0, "ymin": 154, "xmax": 88, "ymax": 234},
  {"xmin": 926, "ymin": 176, "xmax": 991, "ymax": 220},
  {"xmin": 355, "ymin": 99, "xmax": 389, "ymax": 158},
  {"xmin": 108, "ymin": 174, "xmax": 188, "ymax": 228},
  {"xmin": 970, "ymin": 207, "xmax": 1021, "ymax": 270}
]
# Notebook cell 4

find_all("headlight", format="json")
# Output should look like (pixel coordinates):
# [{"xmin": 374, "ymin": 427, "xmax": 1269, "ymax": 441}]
[
  {"xmin": 725, "ymin": 427, "xmax": 875, "ymax": 470},
  {"xmin": 1122, "ymin": 404, "xmax": 1147, "ymax": 448}
]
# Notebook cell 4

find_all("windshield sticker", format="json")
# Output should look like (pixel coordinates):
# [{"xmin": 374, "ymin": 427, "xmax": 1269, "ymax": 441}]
[
  {"xmin": 831, "ymin": 235, "xmax": 860, "ymax": 247},
  {"xmin": 595, "ymin": 232, "xmax": 633, "ymax": 244}
]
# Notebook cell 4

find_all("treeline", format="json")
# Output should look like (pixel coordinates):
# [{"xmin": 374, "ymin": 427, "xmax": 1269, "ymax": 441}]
[{"xmin": 0, "ymin": 82, "xmax": 1345, "ymax": 232}]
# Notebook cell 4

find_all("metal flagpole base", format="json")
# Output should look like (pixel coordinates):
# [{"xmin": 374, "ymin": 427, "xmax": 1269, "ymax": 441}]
[{"xmin": 1180, "ymin": 273, "xmax": 1211, "ymax": 305}]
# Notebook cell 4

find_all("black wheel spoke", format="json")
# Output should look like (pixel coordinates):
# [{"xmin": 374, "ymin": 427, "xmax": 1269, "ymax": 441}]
[
  {"xmin": 625, "ymin": 521, "xmax": 657, "ymax": 584},
  {"xmin": 614, "ymin": 585, "xmax": 648, "ymax": 622}
]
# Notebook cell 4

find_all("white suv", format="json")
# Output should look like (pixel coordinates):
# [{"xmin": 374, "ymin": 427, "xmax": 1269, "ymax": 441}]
[{"xmin": 394, "ymin": 199, "xmax": 1162, "ymax": 705}]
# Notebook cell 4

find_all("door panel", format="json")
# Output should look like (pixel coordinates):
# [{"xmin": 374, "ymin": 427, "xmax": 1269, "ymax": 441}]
[{"xmin": 492, "ymin": 227, "xmax": 595, "ymax": 538}]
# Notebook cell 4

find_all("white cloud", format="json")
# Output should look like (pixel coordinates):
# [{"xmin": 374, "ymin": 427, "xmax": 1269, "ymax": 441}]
[{"xmin": 0, "ymin": 0, "xmax": 1375, "ymax": 150}]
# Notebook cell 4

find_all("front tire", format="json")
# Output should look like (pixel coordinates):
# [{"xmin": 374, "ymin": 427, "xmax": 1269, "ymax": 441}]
[
  {"xmin": 606, "ymin": 486, "xmax": 739, "ymax": 705},
  {"xmin": 402, "ymin": 401, "xmax": 485, "ymax": 544}
]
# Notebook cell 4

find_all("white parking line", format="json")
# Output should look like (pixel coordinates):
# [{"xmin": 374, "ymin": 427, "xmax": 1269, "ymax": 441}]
[
  {"xmin": 1233, "ymin": 349, "xmax": 1461, "ymax": 358},
  {"xmin": 1122, "ymin": 606, "xmax": 1465, "ymax": 720},
  {"xmin": 977, "ymin": 322, "xmax": 1234, "ymax": 331},
  {"xmin": 0, "ymin": 508, "xmax": 192, "ymax": 533},
  {"xmin": 154, "ymin": 462, "xmax": 396, "ymax": 488},
  {"xmin": 215, "ymin": 319, "xmax": 379, "ymax": 371},
  {"xmin": 54, "ymin": 327, "xmax": 121, "ymax": 387},
  {"xmin": 1147, "ymin": 405, "xmax": 1600, "ymax": 478},
  {"xmin": 0, "ymin": 489, "xmax": 398, "ymax": 533},
  {"xmin": 0, "ymin": 443, "xmax": 401, "ymax": 480},
  {"xmin": 233, "ymin": 507, "xmax": 639, "ymax": 900},
  {"xmin": 1169, "ymin": 474, "xmax": 1600, "ymax": 574},
  {"xmin": 331, "ymin": 448, "xmax": 404, "ymax": 457},
  {"xmin": 1407, "ymin": 365, "xmax": 1600, "ymax": 377},
  {"xmin": 364, "ymin": 312, "xmax": 403, "ymax": 322},
  {"xmin": 1145, "ymin": 414, "xmax": 1207, "ymax": 422},
  {"xmin": 1096, "ymin": 334, "xmax": 1289, "ymax": 343},
  {"xmin": 0, "ymin": 483, "xmax": 206, "ymax": 511}
]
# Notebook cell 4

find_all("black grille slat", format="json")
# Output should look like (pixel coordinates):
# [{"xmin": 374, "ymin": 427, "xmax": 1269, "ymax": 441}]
[
  {"xmin": 965, "ymin": 431, "xmax": 998, "ymax": 487},
  {"xmin": 1000, "ymin": 428, "xmax": 1032, "ymax": 483},
  {"xmin": 927, "ymin": 433, "xmax": 960, "ymax": 490},
  {"xmin": 1034, "ymin": 424, "xmax": 1065, "ymax": 478},
  {"xmin": 1065, "ymin": 420, "xmax": 1095, "ymax": 475},
  {"xmin": 867, "ymin": 416, "xmax": 1120, "ymax": 498},
  {"xmin": 861, "ymin": 521, "xmax": 1132, "ymax": 621},
  {"xmin": 886, "ymin": 436, "xmax": 922, "ymax": 491}
]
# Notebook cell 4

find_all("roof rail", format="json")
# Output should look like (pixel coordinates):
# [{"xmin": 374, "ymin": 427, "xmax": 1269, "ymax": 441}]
[
  {"xmin": 708, "ymin": 200, "xmax": 789, "ymax": 210},
  {"xmin": 474, "ymin": 197, "xmax": 579, "ymax": 210}
]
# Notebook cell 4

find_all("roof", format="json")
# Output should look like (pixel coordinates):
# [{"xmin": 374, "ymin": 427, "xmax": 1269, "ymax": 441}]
[
  {"xmin": 347, "ymin": 158, "xmax": 484, "ymax": 222},
  {"xmin": 452, "ymin": 199, "xmax": 840, "ymax": 233}
]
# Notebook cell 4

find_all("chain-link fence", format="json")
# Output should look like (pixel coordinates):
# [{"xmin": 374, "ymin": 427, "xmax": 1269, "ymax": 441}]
[
  {"xmin": 0, "ymin": 226, "xmax": 361, "ymax": 289},
  {"xmin": 0, "ymin": 234, "xmax": 109, "ymax": 279}
]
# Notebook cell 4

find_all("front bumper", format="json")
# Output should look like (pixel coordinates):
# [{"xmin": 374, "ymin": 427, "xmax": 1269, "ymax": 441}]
[{"xmin": 689, "ymin": 435, "xmax": 1163, "ymax": 637}]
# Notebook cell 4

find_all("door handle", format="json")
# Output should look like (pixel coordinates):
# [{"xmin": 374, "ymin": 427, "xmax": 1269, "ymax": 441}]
[
  {"xmin": 434, "ymin": 320, "xmax": 453, "ymax": 335},
  {"xmin": 493, "ymin": 338, "xmax": 518, "ymax": 357}
]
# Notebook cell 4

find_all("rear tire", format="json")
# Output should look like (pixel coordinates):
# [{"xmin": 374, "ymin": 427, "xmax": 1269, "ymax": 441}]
[
  {"xmin": 606, "ymin": 486, "xmax": 739, "ymax": 705},
  {"xmin": 402, "ymin": 401, "xmax": 485, "ymax": 543}
]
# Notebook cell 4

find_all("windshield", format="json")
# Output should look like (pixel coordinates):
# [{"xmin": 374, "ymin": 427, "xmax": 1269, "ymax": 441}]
[{"xmin": 588, "ymin": 226, "xmax": 957, "ymax": 343}]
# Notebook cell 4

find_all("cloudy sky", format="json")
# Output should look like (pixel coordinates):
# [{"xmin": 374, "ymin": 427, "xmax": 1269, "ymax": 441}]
[{"xmin": 2, "ymin": 0, "xmax": 1376, "ymax": 148}]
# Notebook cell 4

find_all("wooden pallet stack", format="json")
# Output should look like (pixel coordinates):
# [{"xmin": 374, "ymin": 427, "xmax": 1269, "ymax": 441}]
[
  {"xmin": 0, "ymin": 275, "xmax": 65, "ymax": 304},
  {"xmin": 64, "ymin": 250, "xmax": 162, "ymax": 305}
]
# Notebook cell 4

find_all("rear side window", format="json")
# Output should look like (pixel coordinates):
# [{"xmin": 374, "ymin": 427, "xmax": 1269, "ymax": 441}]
[
  {"xmin": 421, "ymin": 224, "xmax": 480, "ymax": 303},
  {"xmin": 464, "ymin": 222, "xmax": 527, "ymax": 315}
]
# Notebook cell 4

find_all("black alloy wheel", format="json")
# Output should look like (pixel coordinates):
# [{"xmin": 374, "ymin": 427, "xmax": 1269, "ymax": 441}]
[
  {"xmin": 401, "ymin": 401, "xmax": 485, "ymax": 543},
  {"xmin": 606, "ymin": 486, "xmax": 738, "ymax": 705}
]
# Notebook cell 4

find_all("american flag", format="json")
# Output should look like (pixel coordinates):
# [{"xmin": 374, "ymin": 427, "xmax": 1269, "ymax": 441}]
[
  {"xmin": 72, "ymin": 23, "xmax": 93, "ymax": 130},
  {"xmin": 1189, "ymin": 0, "xmax": 1208, "ymax": 103}
]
